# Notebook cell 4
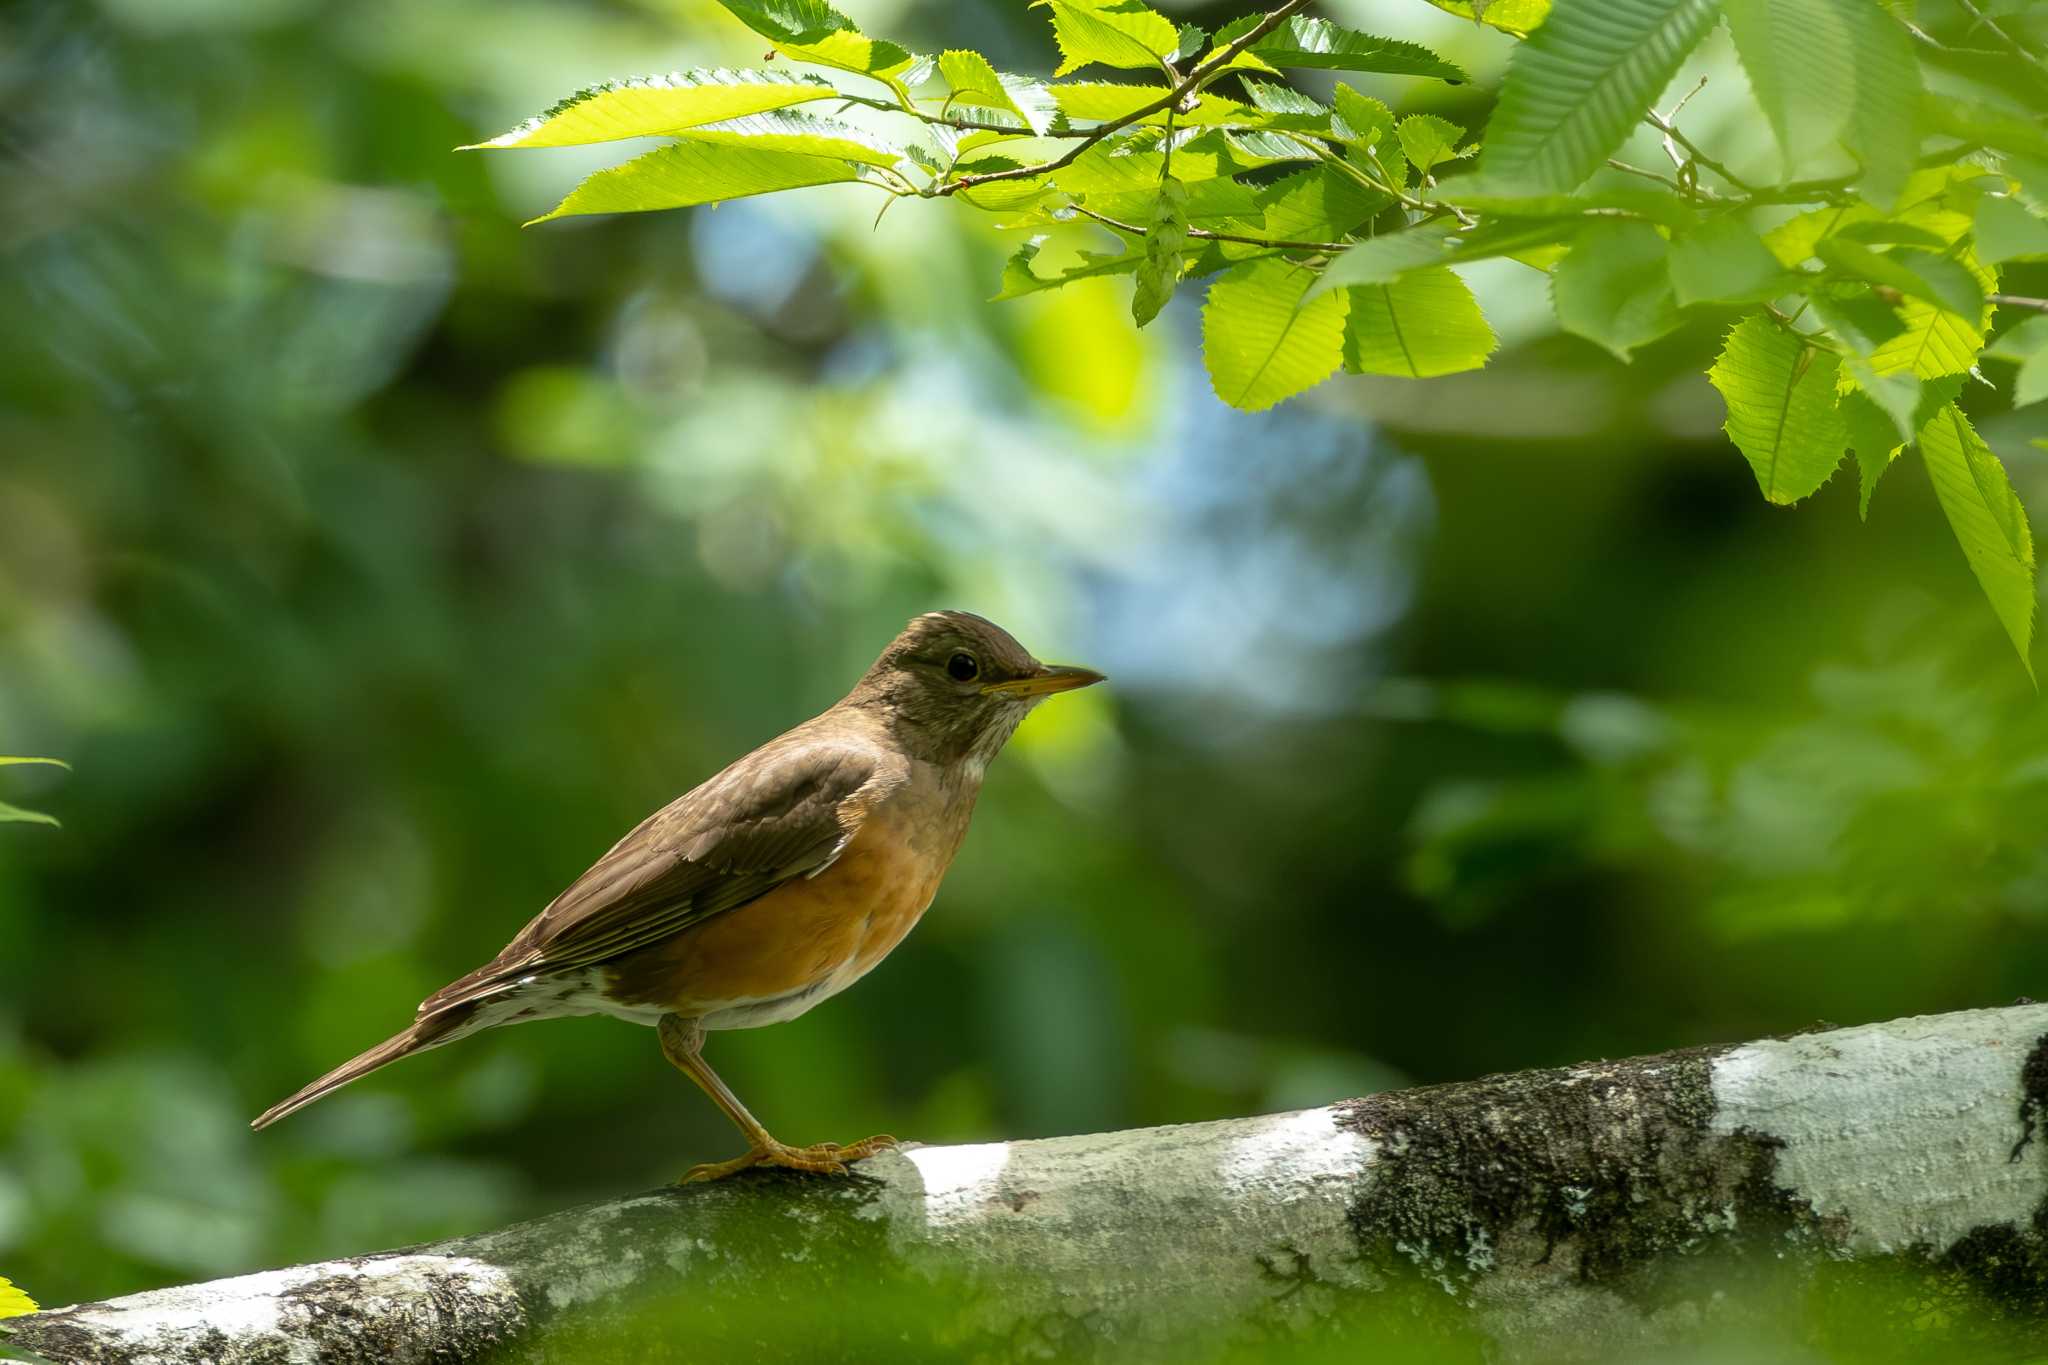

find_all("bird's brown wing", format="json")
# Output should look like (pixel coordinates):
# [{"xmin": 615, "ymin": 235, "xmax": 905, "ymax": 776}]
[{"xmin": 419, "ymin": 739, "xmax": 892, "ymax": 1015}]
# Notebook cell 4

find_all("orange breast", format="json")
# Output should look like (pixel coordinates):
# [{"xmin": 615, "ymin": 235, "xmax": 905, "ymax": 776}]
[{"xmin": 601, "ymin": 802, "xmax": 961, "ymax": 1019}]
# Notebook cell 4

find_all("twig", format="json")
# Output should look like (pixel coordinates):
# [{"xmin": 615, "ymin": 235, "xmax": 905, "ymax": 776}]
[
  {"xmin": 1955, "ymin": 0, "xmax": 2048, "ymax": 80},
  {"xmin": 1643, "ymin": 78, "xmax": 1755, "ymax": 195},
  {"xmin": 1069, "ymin": 204, "xmax": 1345, "ymax": 253},
  {"xmin": 1606, "ymin": 157, "xmax": 1716, "ymax": 200},
  {"xmin": 1992, "ymin": 293, "xmax": 2048, "ymax": 314},
  {"xmin": 934, "ymin": 0, "xmax": 1314, "ymax": 196}
]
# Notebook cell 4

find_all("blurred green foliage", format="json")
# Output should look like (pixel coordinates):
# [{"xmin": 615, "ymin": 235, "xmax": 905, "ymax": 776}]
[{"xmin": 1, "ymin": 3, "xmax": 2047, "ymax": 1359}]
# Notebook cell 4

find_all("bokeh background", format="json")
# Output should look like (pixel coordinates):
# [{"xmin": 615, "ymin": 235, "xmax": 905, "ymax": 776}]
[{"xmin": 4, "ymin": 0, "xmax": 2047, "ymax": 1312}]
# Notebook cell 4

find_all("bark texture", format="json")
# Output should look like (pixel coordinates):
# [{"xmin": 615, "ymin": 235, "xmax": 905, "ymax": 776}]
[{"xmin": 8, "ymin": 1003, "xmax": 2048, "ymax": 1363}]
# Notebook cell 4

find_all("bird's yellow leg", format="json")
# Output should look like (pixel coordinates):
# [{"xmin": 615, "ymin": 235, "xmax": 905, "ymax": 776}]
[{"xmin": 658, "ymin": 1014, "xmax": 896, "ymax": 1183}]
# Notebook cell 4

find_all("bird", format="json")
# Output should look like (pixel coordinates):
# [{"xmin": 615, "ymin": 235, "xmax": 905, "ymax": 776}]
[{"xmin": 252, "ymin": 611, "xmax": 1104, "ymax": 1181}]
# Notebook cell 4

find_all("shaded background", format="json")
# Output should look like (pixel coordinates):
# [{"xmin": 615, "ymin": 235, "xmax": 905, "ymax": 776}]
[{"xmin": 3, "ymin": 0, "xmax": 2047, "ymax": 1310}]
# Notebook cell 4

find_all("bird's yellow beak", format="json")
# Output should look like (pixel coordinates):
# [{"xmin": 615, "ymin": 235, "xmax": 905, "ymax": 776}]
[{"xmin": 982, "ymin": 664, "xmax": 1106, "ymax": 698}]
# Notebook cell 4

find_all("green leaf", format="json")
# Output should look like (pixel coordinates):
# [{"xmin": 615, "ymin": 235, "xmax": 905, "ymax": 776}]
[
  {"xmin": 0, "ymin": 756, "xmax": 70, "ymax": 768},
  {"xmin": 672, "ymin": 111, "xmax": 910, "ymax": 169},
  {"xmin": 939, "ymin": 50, "xmax": 1058, "ymax": 136},
  {"xmin": 1988, "ymin": 316, "xmax": 2048, "ymax": 409},
  {"xmin": 1203, "ymin": 257, "xmax": 1348, "ymax": 410},
  {"xmin": 993, "ymin": 236, "xmax": 1143, "ymax": 300},
  {"xmin": 0, "ymin": 802, "xmax": 58, "ymax": 827},
  {"xmin": 1443, "ymin": 186, "xmax": 1698, "ymax": 230},
  {"xmin": 1839, "ymin": 388, "xmax": 1902, "ymax": 519},
  {"xmin": 530, "ymin": 140, "xmax": 862, "ymax": 223},
  {"xmin": 1038, "ymin": 0, "xmax": 1178, "ymax": 75},
  {"xmin": 0, "ymin": 1275, "xmax": 37, "ymax": 1318},
  {"xmin": 1551, "ymin": 221, "xmax": 1683, "ymax": 360},
  {"xmin": 1722, "ymin": 0, "xmax": 1856, "ymax": 174},
  {"xmin": 1866, "ymin": 249, "xmax": 1997, "ymax": 380},
  {"xmin": 1817, "ymin": 239, "xmax": 1983, "ymax": 322},
  {"xmin": 1977, "ymin": 194, "xmax": 2048, "ymax": 265},
  {"xmin": 1918, "ymin": 403, "xmax": 2036, "ymax": 677},
  {"xmin": 714, "ymin": 0, "xmax": 916, "ymax": 84},
  {"xmin": 1811, "ymin": 292, "xmax": 1915, "ymax": 439},
  {"xmin": 1341, "ymin": 267, "xmax": 1497, "ymax": 378},
  {"xmin": 1843, "ymin": 0, "xmax": 1919, "ymax": 207},
  {"xmin": 1474, "ymin": 0, "xmax": 1720, "ymax": 195},
  {"xmin": 1708, "ymin": 314, "xmax": 1851, "ymax": 505},
  {"xmin": 1211, "ymin": 14, "xmax": 1466, "ymax": 81},
  {"xmin": 465, "ymin": 70, "xmax": 838, "ymax": 149},
  {"xmin": 1426, "ymin": 0, "xmax": 1551, "ymax": 37},
  {"xmin": 1397, "ymin": 114, "xmax": 1469, "ymax": 177},
  {"xmin": 1309, "ymin": 219, "xmax": 1570, "ymax": 297},
  {"xmin": 1258, "ymin": 166, "xmax": 1381, "ymax": 243},
  {"xmin": 1668, "ymin": 215, "xmax": 1798, "ymax": 306},
  {"xmin": 1133, "ymin": 178, "xmax": 1190, "ymax": 327}
]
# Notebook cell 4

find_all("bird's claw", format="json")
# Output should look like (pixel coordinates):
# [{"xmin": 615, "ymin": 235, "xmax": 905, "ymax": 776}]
[{"xmin": 680, "ymin": 1134, "xmax": 899, "ymax": 1183}]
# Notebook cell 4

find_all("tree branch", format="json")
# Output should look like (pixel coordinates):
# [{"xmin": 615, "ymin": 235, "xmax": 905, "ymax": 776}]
[
  {"xmin": 934, "ymin": 0, "xmax": 1314, "ymax": 197},
  {"xmin": 9, "ymin": 1003, "xmax": 2048, "ymax": 1364}
]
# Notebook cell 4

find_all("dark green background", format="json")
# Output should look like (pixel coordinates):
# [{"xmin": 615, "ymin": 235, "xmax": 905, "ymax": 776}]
[{"xmin": 3, "ymin": 0, "xmax": 2046, "ymax": 1314}]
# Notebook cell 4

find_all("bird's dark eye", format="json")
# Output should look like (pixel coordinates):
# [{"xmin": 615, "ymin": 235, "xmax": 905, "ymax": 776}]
[{"xmin": 947, "ymin": 652, "xmax": 980, "ymax": 682}]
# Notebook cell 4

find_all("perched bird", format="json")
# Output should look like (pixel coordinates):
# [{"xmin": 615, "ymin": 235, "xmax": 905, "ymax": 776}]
[{"xmin": 253, "ymin": 612, "xmax": 1103, "ymax": 1181}]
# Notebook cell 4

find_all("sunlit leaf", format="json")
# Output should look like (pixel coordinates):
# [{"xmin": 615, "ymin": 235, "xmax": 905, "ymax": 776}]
[
  {"xmin": 1397, "ymin": 114, "xmax": 1469, "ymax": 178},
  {"xmin": 0, "ymin": 756, "xmax": 70, "ymax": 768},
  {"xmin": 672, "ymin": 110, "xmax": 911, "ymax": 169},
  {"xmin": 1038, "ymin": 0, "xmax": 1178, "ymax": 75},
  {"xmin": 1211, "ymin": 13, "xmax": 1466, "ymax": 82},
  {"xmin": 939, "ymin": 50, "xmax": 1058, "ymax": 136},
  {"xmin": 1817, "ymin": 239, "xmax": 1983, "ymax": 322},
  {"xmin": 1918, "ymin": 403, "xmax": 2036, "ymax": 677},
  {"xmin": 993, "ymin": 236, "xmax": 1143, "ymax": 300},
  {"xmin": 1309, "ymin": 219, "xmax": 1568, "ymax": 297},
  {"xmin": 1132, "ymin": 177, "xmax": 1189, "ymax": 326},
  {"xmin": 1668, "ymin": 214, "xmax": 1798, "ymax": 306},
  {"xmin": 714, "ymin": 0, "xmax": 916, "ymax": 83},
  {"xmin": 1257, "ymin": 166, "xmax": 1381, "ymax": 244},
  {"xmin": 1341, "ymin": 266, "xmax": 1496, "ymax": 378},
  {"xmin": 530, "ymin": 141, "xmax": 862, "ymax": 223},
  {"xmin": 1426, "ymin": 0, "xmax": 1551, "ymax": 37},
  {"xmin": 1866, "ymin": 248, "xmax": 1997, "ymax": 379},
  {"xmin": 1473, "ymin": 0, "xmax": 1720, "ymax": 194},
  {"xmin": 1551, "ymin": 220, "xmax": 1683, "ymax": 360},
  {"xmin": 464, "ymin": 70, "xmax": 838, "ymax": 149},
  {"xmin": 0, "ymin": 1274, "xmax": 37, "ymax": 1318},
  {"xmin": 1709, "ymin": 314, "xmax": 1851, "ymax": 505},
  {"xmin": 1203, "ymin": 257, "xmax": 1347, "ymax": 410}
]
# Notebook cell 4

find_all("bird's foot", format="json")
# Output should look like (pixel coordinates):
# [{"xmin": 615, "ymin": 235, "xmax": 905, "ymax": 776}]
[{"xmin": 680, "ymin": 1134, "xmax": 899, "ymax": 1184}]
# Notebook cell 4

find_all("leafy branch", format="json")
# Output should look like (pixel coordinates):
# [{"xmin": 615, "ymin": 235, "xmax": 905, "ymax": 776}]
[{"xmin": 474, "ymin": 0, "xmax": 2048, "ymax": 675}]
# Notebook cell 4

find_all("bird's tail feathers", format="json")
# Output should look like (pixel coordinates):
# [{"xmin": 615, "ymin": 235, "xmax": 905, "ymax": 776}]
[{"xmin": 250, "ymin": 1004, "xmax": 474, "ymax": 1131}]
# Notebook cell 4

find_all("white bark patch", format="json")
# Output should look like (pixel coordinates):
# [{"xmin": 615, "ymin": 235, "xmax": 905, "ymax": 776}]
[
  {"xmin": 35, "ymin": 1254, "xmax": 520, "ymax": 1364},
  {"xmin": 1709, "ymin": 1004, "xmax": 2048, "ymax": 1254}
]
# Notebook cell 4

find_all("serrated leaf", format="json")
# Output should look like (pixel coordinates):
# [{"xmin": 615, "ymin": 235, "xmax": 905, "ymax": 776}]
[
  {"xmin": 1812, "ymin": 292, "xmax": 1916, "ymax": 440},
  {"xmin": 1341, "ymin": 267, "xmax": 1497, "ymax": 378},
  {"xmin": 1551, "ymin": 221, "xmax": 1683, "ymax": 360},
  {"xmin": 1309, "ymin": 218, "xmax": 1571, "ymax": 297},
  {"xmin": 1203, "ymin": 257, "xmax": 1348, "ymax": 410},
  {"xmin": 1475, "ymin": 0, "xmax": 1720, "ymax": 195},
  {"xmin": 1722, "ymin": 0, "xmax": 1856, "ymax": 174},
  {"xmin": 1668, "ymin": 215, "xmax": 1799, "ymax": 306},
  {"xmin": 1839, "ymin": 388, "xmax": 1902, "ymax": 519},
  {"xmin": 715, "ymin": 0, "xmax": 916, "ymax": 83},
  {"xmin": 0, "ymin": 1274, "xmax": 37, "ymax": 1318},
  {"xmin": 1709, "ymin": 314, "xmax": 1851, "ymax": 505},
  {"xmin": 1211, "ymin": 13, "xmax": 1466, "ymax": 81},
  {"xmin": 1133, "ymin": 177, "xmax": 1190, "ymax": 326},
  {"xmin": 994, "ymin": 235, "xmax": 1144, "ymax": 300},
  {"xmin": 1867, "ymin": 248, "xmax": 1997, "ymax": 379},
  {"xmin": 675, "ymin": 110, "xmax": 910, "ymax": 168},
  {"xmin": 1174, "ymin": 22, "xmax": 1207, "ymax": 62},
  {"xmin": 1977, "ymin": 194, "xmax": 2048, "ymax": 265},
  {"xmin": 1427, "ymin": 0, "xmax": 1551, "ymax": 36},
  {"xmin": 530, "ymin": 141, "xmax": 861, "ymax": 223},
  {"xmin": 1038, "ymin": 0, "xmax": 1178, "ymax": 75},
  {"xmin": 1257, "ymin": 167, "xmax": 1382, "ymax": 244},
  {"xmin": 466, "ymin": 70, "xmax": 838, "ymax": 149},
  {"xmin": 939, "ymin": 50, "xmax": 1058, "ymax": 136},
  {"xmin": 1918, "ymin": 403, "xmax": 2036, "ymax": 677},
  {"xmin": 1397, "ymin": 114, "xmax": 1468, "ymax": 177}
]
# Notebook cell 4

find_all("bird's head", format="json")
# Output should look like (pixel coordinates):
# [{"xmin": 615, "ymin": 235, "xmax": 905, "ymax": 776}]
[{"xmin": 847, "ymin": 611, "xmax": 1104, "ymax": 768}]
